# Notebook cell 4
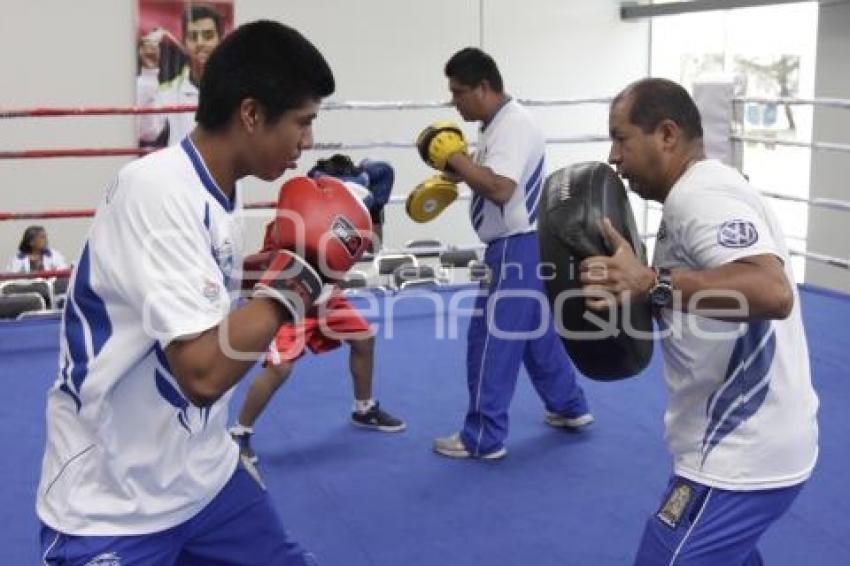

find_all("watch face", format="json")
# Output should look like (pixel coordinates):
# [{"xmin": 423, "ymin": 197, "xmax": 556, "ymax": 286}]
[{"xmin": 651, "ymin": 284, "xmax": 673, "ymax": 307}]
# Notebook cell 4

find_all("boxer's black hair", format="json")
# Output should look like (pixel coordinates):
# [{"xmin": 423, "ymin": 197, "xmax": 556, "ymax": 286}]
[
  {"xmin": 313, "ymin": 154, "xmax": 360, "ymax": 177},
  {"xmin": 445, "ymin": 47, "xmax": 504, "ymax": 93},
  {"xmin": 613, "ymin": 78, "xmax": 703, "ymax": 140},
  {"xmin": 197, "ymin": 21, "xmax": 334, "ymax": 130}
]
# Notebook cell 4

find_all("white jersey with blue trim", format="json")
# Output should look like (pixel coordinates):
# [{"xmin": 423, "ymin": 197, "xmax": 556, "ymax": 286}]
[
  {"xmin": 470, "ymin": 99, "xmax": 545, "ymax": 243},
  {"xmin": 653, "ymin": 159, "xmax": 818, "ymax": 491},
  {"xmin": 36, "ymin": 137, "xmax": 244, "ymax": 535}
]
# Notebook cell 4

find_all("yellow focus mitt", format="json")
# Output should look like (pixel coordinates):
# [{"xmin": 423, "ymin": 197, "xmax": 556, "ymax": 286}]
[
  {"xmin": 415, "ymin": 121, "xmax": 468, "ymax": 171},
  {"xmin": 405, "ymin": 175, "xmax": 459, "ymax": 223}
]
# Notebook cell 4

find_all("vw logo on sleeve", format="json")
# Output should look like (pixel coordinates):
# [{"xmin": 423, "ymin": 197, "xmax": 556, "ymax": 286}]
[{"xmin": 717, "ymin": 219, "xmax": 759, "ymax": 248}]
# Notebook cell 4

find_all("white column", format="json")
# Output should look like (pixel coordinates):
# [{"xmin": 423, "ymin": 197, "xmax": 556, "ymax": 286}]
[{"xmin": 806, "ymin": 2, "xmax": 850, "ymax": 291}]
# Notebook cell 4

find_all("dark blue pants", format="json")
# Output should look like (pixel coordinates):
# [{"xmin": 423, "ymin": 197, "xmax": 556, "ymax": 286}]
[
  {"xmin": 635, "ymin": 475, "xmax": 804, "ymax": 565},
  {"xmin": 460, "ymin": 232, "xmax": 588, "ymax": 456},
  {"xmin": 40, "ymin": 461, "xmax": 317, "ymax": 565}
]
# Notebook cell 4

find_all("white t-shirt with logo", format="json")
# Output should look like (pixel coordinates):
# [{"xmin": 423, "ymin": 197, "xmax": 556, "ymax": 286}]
[
  {"xmin": 653, "ymin": 159, "xmax": 818, "ymax": 490},
  {"xmin": 36, "ymin": 137, "xmax": 244, "ymax": 535},
  {"xmin": 470, "ymin": 99, "xmax": 545, "ymax": 243}
]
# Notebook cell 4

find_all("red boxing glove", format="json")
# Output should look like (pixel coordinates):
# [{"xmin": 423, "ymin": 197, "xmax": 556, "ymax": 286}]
[
  {"xmin": 242, "ymin": 250, "xmax": 330, "ymax": 321},
  {"xmin": 269, "ymin": 176, "xmax": 373, "ymax": 281},
  {"xmin": 260, "ymin": 220, "xmax": 276, "ymax": 252}
]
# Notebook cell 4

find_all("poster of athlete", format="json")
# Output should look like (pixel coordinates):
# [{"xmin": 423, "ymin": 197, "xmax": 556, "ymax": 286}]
[{"xmin": 135, "ymin": 1, "xmax": 233, "ymax": 148}]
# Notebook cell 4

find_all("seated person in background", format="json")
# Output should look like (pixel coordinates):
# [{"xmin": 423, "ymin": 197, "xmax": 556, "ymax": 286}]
[
  {"xmin": 230, "ymin": 156, "xmax": 403, "ymax": 464},
  {"xmin": 6, "ymin": 225, "xmax": 68, "ymax": 274}
]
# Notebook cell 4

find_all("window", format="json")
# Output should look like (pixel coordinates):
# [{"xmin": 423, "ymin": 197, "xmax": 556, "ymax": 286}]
[{"xmin": 649, "ymin": 2, "xmax": 818, "ymax": 280}]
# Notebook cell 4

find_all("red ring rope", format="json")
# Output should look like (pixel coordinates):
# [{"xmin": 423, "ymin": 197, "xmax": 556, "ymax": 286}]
[
  {"xmin": 0, "ymin": 105, "xmax": 196, "ymax": 119},
  {"xmin": 0, "ymin": 210, "xmax": 96, "ymax": 221},
  {"xmin": 1, "ymin": 202, "xmax": 278, "ymax": 222},
  {"xmin": 0, "ymin": 148, "xmax": 150, "ymax": 159},
  {"xmin": 0, "ymin": 269, "xmax": 71, "ymax": 281}
]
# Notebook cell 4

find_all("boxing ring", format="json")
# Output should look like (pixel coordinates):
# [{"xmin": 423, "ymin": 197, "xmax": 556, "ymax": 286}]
[{"xmin": 1, "ymin": 95, "xmax": 849, "ymax": 565}]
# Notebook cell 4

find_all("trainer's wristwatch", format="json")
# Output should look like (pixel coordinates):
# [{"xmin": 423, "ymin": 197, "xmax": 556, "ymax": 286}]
[{"xmin": 649, "ymin": 267, "xmax": 674, "ymax": 308}]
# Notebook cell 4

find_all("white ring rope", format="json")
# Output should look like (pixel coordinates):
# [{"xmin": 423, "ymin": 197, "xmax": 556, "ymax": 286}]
[
  {"xmin": 757, "ymin": 191, "xmax": 850, "ymax": 212},
  {"xmin": 322, "ymin": 101, "xmax": 452, "ymax": 111},
  {"xmin": 789, "ymin": 249, "xmax": 850, "ymax": 270},
  {"xmin": 312, "ymin": 141, "xmax": 415, "ymax": 151},
  {"xmin": 731, "ymin": 135, "xmax": 850, "ymax": 154},
  {"xmin": 381, "ymin": 242, "xmax": 850, "ymax": 271},
  {"xmin": 734, "ymin": 96, "xmax": 850, "ymax": 110},
  {"xmin": 320, "ymin": 97, "xmax": 613, "ymax": 111},
  {"xmin": 642, "ymin": 191, "xmax": 850, "ymax": 214},
  {"xmin": 396, "ymin": 187, "xmax": 850, "ymax": 216},
  {"xmin": 311, "ymin": 134, "xmax": 609, "ymax": 152},
  {"xmin": 8, "ymin": 95, "xmax": 850, "ymax": 118},
  {"xmin": 375, "ymin": 244, "xmax": 487, "ymax": 258}
]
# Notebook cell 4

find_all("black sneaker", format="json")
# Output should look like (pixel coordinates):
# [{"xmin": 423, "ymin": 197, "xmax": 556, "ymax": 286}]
[
  {"xmin": 229, "ymin": 427, "xmax": 258, "ymax": 464},
  {"xmin": 351, "ymin": 402, "xmax": 406, "ymax": 432}
]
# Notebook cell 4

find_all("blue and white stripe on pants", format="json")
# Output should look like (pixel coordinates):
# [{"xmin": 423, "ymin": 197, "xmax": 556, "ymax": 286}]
[{"xmin": 460, "ymin": 231, "xmax": 587, "ymax": 456}]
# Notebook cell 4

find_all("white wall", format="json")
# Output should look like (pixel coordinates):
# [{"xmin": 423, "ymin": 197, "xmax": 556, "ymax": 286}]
[
  {"xmin": 806, "ymin": 0, "xmax": 850, "ymax": 291},
  {"xmin": 0, "ymin": 0, "xmax": 648, "ymax": 264},
  {"xmin": 0, "ymin": 1, "xmax": 137, "ymax": 265}
]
